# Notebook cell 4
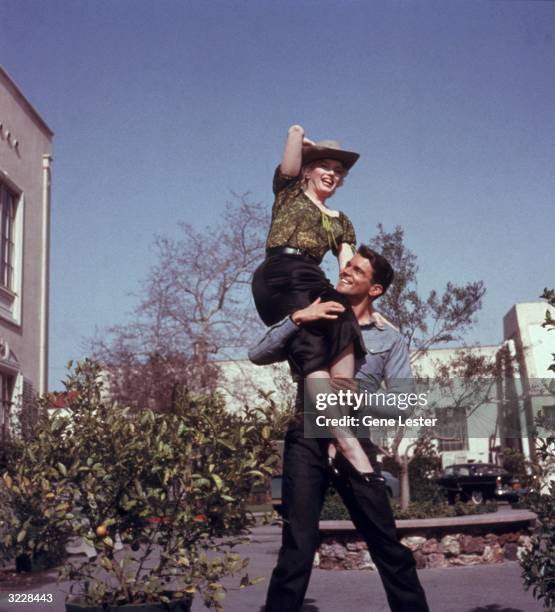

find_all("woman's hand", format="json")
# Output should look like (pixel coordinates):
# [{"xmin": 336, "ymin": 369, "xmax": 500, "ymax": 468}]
[
  {"xmin": 288, "ymin": 124, "xmax": 304, "ymax": 135},
  {"xmin": 327, "ymin": 436, "xmax": 374, "ymax": 473},
  {"xmin": 333, "ymin": 437, "xmax": 373, "ymax": 473},
  {"xmin": 337, "ymin": 243, "xmax": 355, "ymax": 272}
]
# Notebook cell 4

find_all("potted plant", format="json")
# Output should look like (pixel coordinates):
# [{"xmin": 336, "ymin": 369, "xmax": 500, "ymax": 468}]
[{"xmin": 1, "ymin": 360, "xmax": 279, "ymax": 611}]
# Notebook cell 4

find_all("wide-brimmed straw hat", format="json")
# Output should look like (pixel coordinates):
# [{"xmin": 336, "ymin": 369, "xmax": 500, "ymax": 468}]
[{"xmin": 302, "ymin": 140, "xmax": 360, "ymax": 170}]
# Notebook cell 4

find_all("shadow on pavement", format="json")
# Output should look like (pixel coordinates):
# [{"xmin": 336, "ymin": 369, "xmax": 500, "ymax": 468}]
[
  {"xmin": 257, "ymin": 599, "xmax": 320, "ymax": 611},
  {"xmin": 0, "ymin": 567, "xmax": 58, "ymax": 590},
  {"xmin": 468, "ymin": 605, "xmax": 524, "ymax": 612}
]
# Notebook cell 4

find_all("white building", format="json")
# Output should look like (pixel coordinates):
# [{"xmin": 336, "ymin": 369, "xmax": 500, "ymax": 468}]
[{"xmin": 0, "ymin": 66, "xmax": 52, "ymax": 444}]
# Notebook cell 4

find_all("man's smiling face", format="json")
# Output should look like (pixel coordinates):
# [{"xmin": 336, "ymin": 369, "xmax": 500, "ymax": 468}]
[{"xmin": 336, "ymin": 253, "xmax": 384, "ymax": 301}]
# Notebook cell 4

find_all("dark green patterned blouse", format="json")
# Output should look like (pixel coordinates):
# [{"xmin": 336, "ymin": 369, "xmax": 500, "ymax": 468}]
[{"xmin": 265, "ymin": 167, "xmax": 356, "ymax": 262}]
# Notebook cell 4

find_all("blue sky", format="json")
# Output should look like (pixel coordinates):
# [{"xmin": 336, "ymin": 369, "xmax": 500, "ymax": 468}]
[{"xmin": 1, "ymin": 0, "xmax": 553, "ymax": 389}]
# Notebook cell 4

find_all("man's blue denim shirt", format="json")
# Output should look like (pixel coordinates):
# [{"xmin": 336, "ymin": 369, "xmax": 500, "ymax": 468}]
[{"xmin": 248, "ymin": 316, "xmax": 414, "ymax": 418}]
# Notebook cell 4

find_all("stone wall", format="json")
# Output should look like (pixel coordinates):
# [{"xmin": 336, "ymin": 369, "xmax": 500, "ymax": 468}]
[{"xmin": 315, "ymin": 531, "xmax": 532, "ymax": 570}]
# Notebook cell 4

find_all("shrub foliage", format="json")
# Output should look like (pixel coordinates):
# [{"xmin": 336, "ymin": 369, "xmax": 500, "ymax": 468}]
[
  {"xmin": 519, "ymin": 288, "xmax": 555, "ymax": 609},
  {"xmin": 1, "ymin": 360, "xmax": 279, "ymax": 610}
]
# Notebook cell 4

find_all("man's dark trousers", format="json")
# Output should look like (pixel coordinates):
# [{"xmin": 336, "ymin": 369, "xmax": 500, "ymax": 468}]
[{"xmin": 265, "ymin": 425, "xmax": 429, "ymax": 612}]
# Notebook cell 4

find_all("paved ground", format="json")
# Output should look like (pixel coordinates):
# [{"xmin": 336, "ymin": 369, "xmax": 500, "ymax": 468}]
[{"xmin": 0, "ymin": 525, "xmax": 541, "ymax": 612}]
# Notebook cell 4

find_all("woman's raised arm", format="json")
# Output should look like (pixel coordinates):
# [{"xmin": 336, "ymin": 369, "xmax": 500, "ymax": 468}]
[{"xmin": 280, "ymin": 124, "xmax": 311, "ymax": 177}]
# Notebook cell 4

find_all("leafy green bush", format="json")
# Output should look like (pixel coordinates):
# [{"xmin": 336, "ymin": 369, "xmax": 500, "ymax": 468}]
[
  {"xmin": 320, "ymin": 490, "xmax": 496, "ymax": 521},
  {"xmin": 407, "ymin": 438, "xmax": 444, "ymax": 504},
  {"xmin": 500, "ymin": 448, "xmax": 532, "ymax": 488},
  {"xmin": 382, "ymin": 437, "xmax": 445, "ymax": 505},
  {"xmin": 520, "ymin": 476, "xmax": 555, "ymax": 609},
  {"xmin": 520, "ymin": 415, "xmax": 555, "ymax": 608},
  {"xmin": 392, "ymin": 500, "xmax": 497, "ymax": 520},
  {"xmin": 519, "ymin": 287, "xmax": 555, "ymax": 609},
  {"xmin": 320, "ymin": 488, "xmax": 350, "ymax": 521},
  {"xmin": 0, "ymin": 360, "xmax": 279, "ymax": 610},
  {"xmin": 0, "ymin": 408, "xmax": 72, "ymax": 570},
  {"xmin": 520, "ymin": 431, "xmax": 555, "ymax": 608}
]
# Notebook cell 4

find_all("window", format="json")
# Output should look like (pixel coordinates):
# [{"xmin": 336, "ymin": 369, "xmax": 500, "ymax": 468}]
[
  {"xmin": 0, "ymin": 182, "xmax": 16, "ymax": 291},
  {"xmin": 540, "ymin": 404, "xmax": 555, "ymax": 431},
  {"xmin": 437, "ymin": 407, "xmax": 469, "ymax": 452},
  {"xmin": 0, "ymin": 178, "xmax": 22, "ymax": 324},
  {"xmin": 0, "ymin": 371, "xmax": 14, "ymax": 445}
]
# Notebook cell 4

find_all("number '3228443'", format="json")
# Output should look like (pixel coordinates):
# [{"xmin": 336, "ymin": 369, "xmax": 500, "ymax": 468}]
[{"xmin": 8, "ymin": 593, "xmax": 54, "ymax": 603}]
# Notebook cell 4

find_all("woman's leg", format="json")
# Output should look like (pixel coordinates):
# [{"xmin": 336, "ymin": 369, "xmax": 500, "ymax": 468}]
[
  {"xmin": 329, "ymin": 343, "xmax": 355, "ymax": 378},
  {"xmin": 306, "ymin": 364, "xmax": 373, "ymax": 474},
  {"xmin": 328, "ymin": 344, "xmax": 373, "ymax": 472},
  {"xmin": 325, "ymin": 344, "xmax": 353, "ymax": 464}
]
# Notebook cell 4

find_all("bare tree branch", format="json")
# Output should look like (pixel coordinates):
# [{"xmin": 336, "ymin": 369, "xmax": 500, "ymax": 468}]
[{"xmin": 88, "ymin": 194, "xmax": 269, "ymax": 411}]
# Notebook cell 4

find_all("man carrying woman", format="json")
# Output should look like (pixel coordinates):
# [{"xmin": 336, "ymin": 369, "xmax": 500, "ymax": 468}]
[{"xmin": 251, "ymin": 126, "xmax": 429, "ymax": 611}]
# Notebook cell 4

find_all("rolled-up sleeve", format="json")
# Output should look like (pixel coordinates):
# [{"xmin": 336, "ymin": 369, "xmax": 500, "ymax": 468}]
[{"xmin": 248, "ymin": 317, "xmax": 299, "ymax": 366}]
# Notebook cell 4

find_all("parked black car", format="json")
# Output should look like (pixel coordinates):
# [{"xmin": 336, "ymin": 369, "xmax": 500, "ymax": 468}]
[{"xmin": 438, "ymin": 463, "xmax": 524, "ymax": 505}]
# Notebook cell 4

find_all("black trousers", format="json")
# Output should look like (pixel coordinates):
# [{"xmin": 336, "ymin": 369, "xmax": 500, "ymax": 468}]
[
  {"xmin": 251, "ymin": 254, "xmax": 365, "ymax": 375},
  {"xmin": 265, "ymin": 426, "xmax": 429, "ymax": 612}
]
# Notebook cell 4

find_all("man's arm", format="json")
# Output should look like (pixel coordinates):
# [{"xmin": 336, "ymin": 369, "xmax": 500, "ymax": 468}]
[
  {"xmin": 248, "ymin": 298, "xmax": 345, "ymax": 366},
  {"xmin": 248, "ymin": 317, "xmax": 299, "ymax": 366}
]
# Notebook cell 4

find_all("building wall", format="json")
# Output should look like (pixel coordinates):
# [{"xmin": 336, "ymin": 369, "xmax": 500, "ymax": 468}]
[
  {"xmin": 0, "ymin": 66, "xmax": 52, "ymax": 438},
  {"xmin": 504, "ymin": 302, "xmax": 555, "ymax": 380},
  {"xmin": 502, "ymin": 302, "xmax": 555, "ymax": 461}
]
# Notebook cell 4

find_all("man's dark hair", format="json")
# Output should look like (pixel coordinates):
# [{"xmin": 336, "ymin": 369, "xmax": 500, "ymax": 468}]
[{"xmin": 357, "ymin": 245, "xmax": 394, "ymax": 295}]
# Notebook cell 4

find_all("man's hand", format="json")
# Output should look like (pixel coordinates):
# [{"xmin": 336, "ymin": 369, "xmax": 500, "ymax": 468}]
[{"xmin": 291, "ymin": 298, "xmax": 345, "ymax": 325}]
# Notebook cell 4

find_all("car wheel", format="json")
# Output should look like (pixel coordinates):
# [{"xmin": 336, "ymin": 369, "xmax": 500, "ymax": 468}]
[{"xmin": 470, "ymin": 490, "xmax": 484, "ymax": 505}]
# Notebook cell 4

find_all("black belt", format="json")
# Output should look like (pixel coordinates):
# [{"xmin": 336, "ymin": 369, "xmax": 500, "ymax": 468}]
[{"xmin": 266, "ymin": 247, "xmax": 320, "ymax": 263}]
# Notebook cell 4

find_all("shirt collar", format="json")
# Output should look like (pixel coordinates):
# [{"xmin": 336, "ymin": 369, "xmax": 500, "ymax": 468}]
[
  {"xmin": 359, "ymin": 321, "xmax": 385, "ymax": 331},
  {"xmin": 358, "ymin": 309, "xmax": 386, "ymax": 331}
]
